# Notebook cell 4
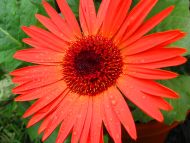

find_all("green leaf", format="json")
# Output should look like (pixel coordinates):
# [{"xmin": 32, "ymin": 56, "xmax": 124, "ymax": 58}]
[
  {"xmin": 0, "ymin": 0, "xmax": 36, "ymax": 72},
  {"xmin": 27, "ymin": 122, "xmax": 42, "ymax": 142},
  {"xmin": 0, "ymin": 0, "xmax": 55, "ymax": 73},
  {"xmin": 67, "ymin": 0, "xmax": 79, "ymax": 17},
  {"xmin": 0, "ymin": 74, "xmax": 14, "ymax": 101},
  {"xmin": 132, "ymin": 108, "xmax": 152, "ymax": 123},
  {"xmin": 160, "ymin": 76, "xmax": 190, "ymax": 124}
]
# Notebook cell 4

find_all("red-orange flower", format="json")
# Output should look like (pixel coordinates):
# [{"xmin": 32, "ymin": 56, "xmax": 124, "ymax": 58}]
[{"xmin": 11, "ymin": 0, "xmax": 186, "ymax": 143}]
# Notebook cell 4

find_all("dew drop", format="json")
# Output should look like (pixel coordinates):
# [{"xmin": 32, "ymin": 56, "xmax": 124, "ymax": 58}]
[
  {"xmin": 142, "ymin": 95, "xmax": 146, "ymax": 99},
  {"xmin": 54, "ymin": 116, "xmax": 58, "ymax": 119},
  {"xmin": 111, "ymin": 100, "xmax": 117, "ymax": 105},
  {"xmin": 106, "ymin": 105, "xmax": 110, "ymax": 108},
  {"xmin": 73, "ymin": 131, "xmax": 77, "ymax": 136},
  {"xmin": 125, "ymin": 125, "xmax": 129, "ymax": 131},
  {"xmin": 116, "ymin": 110, "xmax": 120, "ymax": 114},
  {"xmin": 141, "ymin": 59, "xmax": 145, "ymax": 63},
  {"xmin": 130, "ymin": 16, "xmax": 135, "ymax": 21},
  {"xmin": 128, "ymin": 85, "xmax": 133, "ymax": 89},
  {"xmin": 46, "ymin": 96, "xmax": 50, "ymax": 100},
  {"xmin": 78, "ymin": 114, "xmax": 82, "ymax": 118},
  {"xmin": 116, "ymin": 134, "xmax": 120, "ymax": 139}
]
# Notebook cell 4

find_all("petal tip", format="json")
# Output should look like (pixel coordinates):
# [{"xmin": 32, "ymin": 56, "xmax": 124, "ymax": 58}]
[
  {"xmin": 42, "ymin": 134, "xmax": 48, "ymax": 142},
  {"xmin": 9, "ymin": 71, "xmax": 15, "ymax": 76},
  {"xmin": 157, "ymin": 114, "xmax": 164, "ymax": 122},
  {"xmin": 169, "ymin": 5, "xmax": 175, "ymax": 10},
  {"xmin": 179, "ymin": 32, "xmax": 187, "ymax": 38},
  {"xmin": 35, "ymin": 13, "xmax": 40, "ymax": 18},
  {"xmin": 42, "ymin": 0, "xmax": 47, "ymax": 5},
  {"xmin": 21, "ymin": 26, "xmax": 28, "ymax": 31},
  {"xmin": 26, "ymin": 122, "xmax": 33, "ymax": 128},
  {"xmin": 12, "ymin": 88, "xmax": 18, "ymax": 94},
  {"xmin": 14, "ymin": 97, "xmax": 21, "ymax": 102},
  {"xmin": 22, "ymin": 113, "xmax": 29, "ymax": 118},
  {"xmin": 180, "ymin": 48, "xmax": 188, "ymax": 54},
  {"xmin": 38, "ymin": 127, "xmax": 44, "ymax": 134},
  {"xmin": 13, "ymin": 52, "xmax": 20, "ymax": 59},
  {"xmin": 130, "ymin": 130, "xmax": 137, "ymax": 141}
]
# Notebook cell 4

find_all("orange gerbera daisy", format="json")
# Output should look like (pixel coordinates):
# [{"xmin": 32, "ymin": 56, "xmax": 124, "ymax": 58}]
[{"xmin": 11, "ymin": 0, "xmax": 186, "ymax": 143}]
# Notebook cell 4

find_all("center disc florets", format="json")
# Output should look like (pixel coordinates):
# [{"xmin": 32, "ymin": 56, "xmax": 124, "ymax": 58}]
[{"xmin": 63, "ymin": 35, "xmax": 123, "ymax": 96}]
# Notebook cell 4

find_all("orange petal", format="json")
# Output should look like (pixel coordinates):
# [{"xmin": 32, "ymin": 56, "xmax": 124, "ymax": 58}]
[
  {"xmin": 99, "ymin": 127, "xmax": 104, "ymax": 143},
  {"xmin": 125, "ymin": 6, "xmax": 174, "ymax": 45},
  {"xmin": 95, "ymin": 0, "xmax": 110, "ymax": 34},
  {"xmin": 56, "ymin": 0, "xmax": 82, "ymax": 37},
  {"xmin": 22, "ymin": 38, "xmax": 46, "ymax": 50},
  {"xmin": 11, "ymin": 65, "xmax": 61, "ymax": 76},
  {"xmin": 132, "ymin": 56, "xmax": 187, "ymax": 69},
  {"xmin": 117, "ymin": 76, "xmax": 164, "ymax": 122},
  {"xmin": 14, "ymin": 48, "xmax": 64, "ymax": 65},
  {"xmin": 13, "ymin": 73, "xmax": 63, "ymax": 94},
  {"xmin": 109, "ymin": 0, "xmax": 131, "ymax": 37},
  {"xmin": 22, "ymin": 26, "xmax": 67, "ymax": 52},
  {"xmin": 71, "ymin": 96, "xmax": 89, "ymax": 143},
  {"xmin": 42, "ymin": 93, "xmax": 79, "ymax": 140},
  {"xmin": 55, "ymin": 96, "xmax": 86, "ymax": 143},
  {"xmin": 14, "ymin": 79, "xmax": 64, "ymax": 101},
  {"xmin": 123, "ymin": 76, "xmax": 179, "ymax": 99},
  {"xmin": 38, "ymin": 111, "xmax": 55, "ymax": 134},
  {"xmin": 102, "ymin": 93, "xmax": 122, "ymax": 143},
  {"xmin": 121, "ymin": 30, "xmax": 184, "ymax": 53},
  {"xmin": 90, "ymin": 95, "xmax": 103, "ymax": 143},
  {"xmin": 42, "ymin": 0, "xmax": 76, "ymax": 40},
  {"xmin": 115, "ymin": 0, "xmax": 157, "ymax": 43},
  {"xmin": 107, "ymin": 87, "xmax": 137, "ymax": 140},
  {"xmin": 124, "ymin": 47, "xmax": 186, "ymax": 63},
  {"xmin": 35, "ymin": 14, "xmax": 70, "ymax": 41},
  {"xmin": 125, "ymin": 66, "xmax": 178, "ymax": 79},
  {"xmin": 101, "ymin": 0, "xmax": 131, "ymax": 37},
  {"xmin": 79, "ymin": 0, "xmax": 89, "ymax": 36},
  {"xmin": 145, "ymin": 94, "xmax": 173, "ymax": 111},
  {"xmin": 80, "ymin": 97, "xmax": 93, "ymax": 143},
  {"xmin": 27, "ymin": 93, "xmax": 65, "ymax": 127},
  {"xmin": 79, "ymin": 0, "xmax": 96, "ymax": 35},
  {"xmin": 22, "ymin": 81, "xmax": 67, "ymax": 118},
  {"xmin": 12, "ymin": 65, "xmax": 62, "ymax": 84}
]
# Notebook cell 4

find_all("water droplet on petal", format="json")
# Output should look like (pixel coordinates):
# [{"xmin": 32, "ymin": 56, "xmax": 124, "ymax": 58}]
[
  {"xmin": 106, "ymin": 105, "xmax": 110, "ymax": 108},
  {"xmin": 116, "ymin": 110, "xmax": 120, "ymax": 114},
  {"xmin": 141, "ymin": 59, "xmax": 145, "ymax": 63},
  {"xmin": 130, "ymin": 16, "xmax": 135, "ymax": 20},
  {"xmin": 116, "ymin": 134, "xmax": 120, "ymax": 139},
  {"xmin": 111, "ymin": 100, "xmax": 117, "ymax": 105},
  {"xmin": 78, "ymin": 114, "xmax": 82, "ymax": 118},
  {"xmin": 142, "ymin": 95, "xmax": 146, "ymax": 99},
  {"xmin": 73, "ymin": 131, "xmax": 77, "ymax": 136}
]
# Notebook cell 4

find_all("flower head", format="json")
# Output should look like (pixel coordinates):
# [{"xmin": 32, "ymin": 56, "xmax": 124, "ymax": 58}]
[{"xmin": 11, "ymin": 0, "xmax": 186, "ymax": 143}]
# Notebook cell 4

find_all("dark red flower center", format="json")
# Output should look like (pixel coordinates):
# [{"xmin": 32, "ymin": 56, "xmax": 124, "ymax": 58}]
[
  {"xmin": 63, "ymin": 36, "xmax": 123, "ymax": 96},
  {"xmin": 74, "ymin": 50, "xmax": 102, "ymax": 77}
]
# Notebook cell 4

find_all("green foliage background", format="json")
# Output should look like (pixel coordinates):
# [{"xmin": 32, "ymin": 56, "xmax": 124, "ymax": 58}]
[{"xmin": 0, "ymin": 0, "xmax": 190, "ymax": 142}]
